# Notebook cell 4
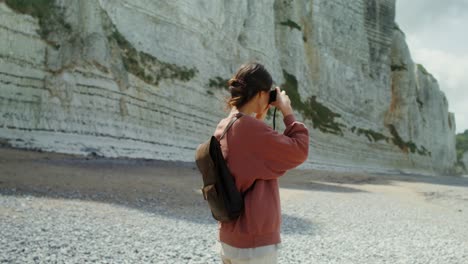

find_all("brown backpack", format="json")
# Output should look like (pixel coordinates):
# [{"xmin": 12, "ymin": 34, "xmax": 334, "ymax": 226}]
[{"xmin": 195, "ymin": 114, "xmax": 255, "ymax": 222}]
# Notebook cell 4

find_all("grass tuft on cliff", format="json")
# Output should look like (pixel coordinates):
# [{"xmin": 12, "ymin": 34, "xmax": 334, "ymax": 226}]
[
  {"xmin": 387, "ymin": 124, "xmax": 431, "ymax": 156},
  {"xmin": 5, "ymin": 0, "xmax": 53, "ymax": 18},
  {"xmin": 393, "ymin": 23, "xmax": 405, "ymax": 36},
  {"xmin": 109, "ymin": 29, "xmax": 198, "ymax": 86},
  {"xmin": 281, "ymin": 70, "xmax": 345, "ymax": 136},
  {"xmin": 391, "ymin": 64, "xmax": 407, "ymax": 72},
  {"xmin": 417, "ymin": 64, "xmax": 432, "ymax": 76},
  {"xmin": 280, "ymin": 20, "xmax": 302, "ymax": 31},
  {"xmin": 353, "ymin": 127, "xmax": 388, "ymax": 142},
  {"xmin": 208, "ymin": 77, "xmax": 230, "ymax": 90}
]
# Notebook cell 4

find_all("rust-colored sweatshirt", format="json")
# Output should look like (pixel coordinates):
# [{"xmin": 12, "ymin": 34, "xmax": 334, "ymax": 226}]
[{"xmin": 213, "ymin": 110, "xmax": 309, "ymax": 248}]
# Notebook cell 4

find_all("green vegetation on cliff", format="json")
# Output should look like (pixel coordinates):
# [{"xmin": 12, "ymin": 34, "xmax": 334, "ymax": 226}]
[
  {"xmin": 391, "ymin": 64, "xmax": 407, "ymax": 72},
  {"xmin": 281, "ymin": 70, "xmax": 345, "ymax": 136},
  {"xmin": 456, "ymin": 130, "xmax": 468, "ymax": 170},
  {"xmin": 351, "ymin": 127, "xmax": 388, "ymax": 143},
  {"xmin": 387, "ymin": 124, "xmax": 431, "ymax": 156},
  {"xmin": 208, "ymin": 77, "xmax": 230, "ymax": 90},
  {"xmin": 5, "ymin": 0, "xmax": 71, "ymax": 39},
  {"xmin": 279, "ymin": 20, "xmax": 302, "ymax": 31},
  {"xmin": 5, "ymin": 0, "xmax": 54, "ymax": 18},
  {"xmin": 109, "ymin": 29, "xmax": 198, "ymax": 85},
  {"xmin": 278, "ymin": 70, "xmax": 430, "ymax": 156},
  {"xmin": 416, "ymin": 64, "xmax": 435, "ymax": 79}
]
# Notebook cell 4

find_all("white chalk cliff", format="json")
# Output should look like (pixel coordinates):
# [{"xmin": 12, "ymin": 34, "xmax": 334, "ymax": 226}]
[{"xmin": 0, "ymin": 0, "xmax": 458, "ymax": 175}]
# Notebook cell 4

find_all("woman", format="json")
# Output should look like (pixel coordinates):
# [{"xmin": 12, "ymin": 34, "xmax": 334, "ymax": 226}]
[{"xmin": 213, "ymin": 62, "xmax": 309, "ymax": 263}]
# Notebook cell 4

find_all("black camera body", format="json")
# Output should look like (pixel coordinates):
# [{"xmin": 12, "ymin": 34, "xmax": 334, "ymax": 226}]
[{"xmin": 268, "ymin": 90, "xmax": 277, "ymax": 104}]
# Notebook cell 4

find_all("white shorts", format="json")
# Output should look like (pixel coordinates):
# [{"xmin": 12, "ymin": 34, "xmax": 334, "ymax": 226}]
[{"xmin": 217, "ymin": 241, "xmax": 279, "ymax": 264}]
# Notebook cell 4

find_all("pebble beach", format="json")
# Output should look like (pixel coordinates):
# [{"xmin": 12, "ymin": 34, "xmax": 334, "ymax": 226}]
[{"xmin": 1, "ymin": 147, "xmax": 467, "ymax": 263}]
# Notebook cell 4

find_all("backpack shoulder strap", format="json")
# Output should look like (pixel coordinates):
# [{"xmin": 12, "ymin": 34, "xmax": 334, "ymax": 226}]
[{"xmin": 220, "ymin": 113, "xmax": 242, "ymax": 140}]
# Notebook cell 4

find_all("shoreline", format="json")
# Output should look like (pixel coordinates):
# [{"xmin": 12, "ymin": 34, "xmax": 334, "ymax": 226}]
[{"xmin": 0, "ymin": 144, "xmax": 461, "ymax": 179}]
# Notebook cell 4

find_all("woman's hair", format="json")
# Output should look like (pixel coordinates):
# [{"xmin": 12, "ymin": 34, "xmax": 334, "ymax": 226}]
[{"xmin": 226, "ymin": 62, "xmax": 273, "ymax": 109}]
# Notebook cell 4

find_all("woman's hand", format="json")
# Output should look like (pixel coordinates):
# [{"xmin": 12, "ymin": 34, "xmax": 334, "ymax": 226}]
[{"xmin": 271, "ymin": 87, "xmax": 293, "ymax": 116}]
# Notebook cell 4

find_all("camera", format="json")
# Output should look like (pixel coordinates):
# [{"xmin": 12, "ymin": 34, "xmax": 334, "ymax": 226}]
[{"xmin": 268, "ymin": 90, "xmax": 277, "ymax": 104}]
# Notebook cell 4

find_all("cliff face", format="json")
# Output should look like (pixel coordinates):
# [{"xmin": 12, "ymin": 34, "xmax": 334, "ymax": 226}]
[{"xmin": 0, "ymin": 0, "xmax": 457, "ymax": 175}]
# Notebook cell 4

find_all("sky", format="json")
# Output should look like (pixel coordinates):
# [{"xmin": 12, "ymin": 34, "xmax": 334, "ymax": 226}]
[{"xmin": 395, "ymin": 0, "xmax": 468, "ymax": 134}]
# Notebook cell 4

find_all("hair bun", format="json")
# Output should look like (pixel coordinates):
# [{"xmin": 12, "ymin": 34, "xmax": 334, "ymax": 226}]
[{"xmin": 228, "ymin": 78, "xmax": 247, "ymax": 89}]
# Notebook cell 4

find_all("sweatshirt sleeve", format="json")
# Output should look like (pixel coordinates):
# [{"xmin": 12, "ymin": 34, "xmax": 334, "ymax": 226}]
[{"xmin": 249, "ymin": 114, "xmax": 309, "ymax": 179}]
